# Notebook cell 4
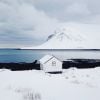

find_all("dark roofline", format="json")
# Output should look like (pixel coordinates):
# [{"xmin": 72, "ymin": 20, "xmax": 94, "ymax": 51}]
[
  {"xmin": 52, "ymin": 55, "xmax": 62, "ymax": 62},
  {"xmin": 43, "ymin": 55, "xmax": 62, "ymax": 64}
]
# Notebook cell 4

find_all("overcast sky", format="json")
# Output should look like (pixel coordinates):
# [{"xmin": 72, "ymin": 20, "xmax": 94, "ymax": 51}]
[{"xmin": 0, "ymin": 0, "xmax": 100, "ymax": 48}]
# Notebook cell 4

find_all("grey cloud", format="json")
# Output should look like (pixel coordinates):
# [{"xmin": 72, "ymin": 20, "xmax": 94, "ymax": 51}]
[
  {"xmin": 33, "ymin": 0, "xmax": 100, "ymax": 22},
  {"xmin": 0, "ymin": 0, "xmax": 100, "ymax": 48},
  {"xmin": 66, "ymin": 3, "xmax": 91, "ymax": 15},
  {"xmin": 0, "ymin": 0, "xmax": 59, "ymax": 47}
]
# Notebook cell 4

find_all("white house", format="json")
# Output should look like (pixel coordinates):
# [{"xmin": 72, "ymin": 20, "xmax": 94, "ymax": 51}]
[{"xmin": 39, "ymin": 55, "xmax": 62, "ymax": 73}]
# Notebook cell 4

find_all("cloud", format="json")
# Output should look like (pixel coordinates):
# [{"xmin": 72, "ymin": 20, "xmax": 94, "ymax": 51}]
[
  {"xmin": 57, "ymin": 2, "xmax": 91, "ymax": 22},
  {"xmin": 33, "ymin": 0, "xmax": 100, "ymax": 23},
  {"xmin": 66, "ymin": 3, "xmax": 91, "ymax": 15},
  {"xmin": 0, "ymin": 0, "xmax": 100, "ymax": 48},
  {"xmin": 0, "ymin": 0, "xmax": 60, "ymax": 47},
  {"xmin": 87, "ymin": 14, "xmax": 100, "ymax": 24}
]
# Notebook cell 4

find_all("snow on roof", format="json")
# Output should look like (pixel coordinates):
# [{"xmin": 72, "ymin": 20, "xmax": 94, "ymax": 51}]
[
  {"xmin": 39, "ymin": 55, "xmax": 53, "ymax": 64},
  {"xmin": 39, "ymin": 55, "xmax": 61, "ymax": 64}
]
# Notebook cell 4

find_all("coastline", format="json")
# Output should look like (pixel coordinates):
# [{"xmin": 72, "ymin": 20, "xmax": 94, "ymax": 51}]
[{"xmin": 0, "ymin": 59, "xmax": 100, "ymax": 71}]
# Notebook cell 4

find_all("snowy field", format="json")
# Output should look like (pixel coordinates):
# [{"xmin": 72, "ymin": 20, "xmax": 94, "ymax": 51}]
[{"xmin": 0, "ymin": 68, "xmax": 100, "ymax": 100}]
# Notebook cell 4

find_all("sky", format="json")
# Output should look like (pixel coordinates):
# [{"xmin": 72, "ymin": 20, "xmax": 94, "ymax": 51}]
[{"xmin": 0, "ymin": 0, "xmax": 100, "ymax": 48}]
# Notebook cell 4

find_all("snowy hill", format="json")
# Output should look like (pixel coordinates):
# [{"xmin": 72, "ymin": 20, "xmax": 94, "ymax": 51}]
[
  {"xmin": 23, "ymin": 23, "xmax": 100, "ymax": 49},
  {"xmin": 34, "ymin": 27, "xmax": 85, "ymax": 49}
]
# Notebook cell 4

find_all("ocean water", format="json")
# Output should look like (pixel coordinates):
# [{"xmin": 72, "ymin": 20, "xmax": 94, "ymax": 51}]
[{"xmin": 0, "ymin": 49, "xmax": 100, "ymax": 63}]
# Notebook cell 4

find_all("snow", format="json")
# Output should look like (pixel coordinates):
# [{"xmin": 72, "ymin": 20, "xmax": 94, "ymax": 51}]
[
  {"xmin": 39, "ymin": 55, "xmax": 53, "ymax": 64},
  {"xmin": 22, "ymin": 23, "xmax": 100, "ymax": 49},
  {"xmin": 0, "ymin": 68, "xmax": 100, "ymax": 100}
]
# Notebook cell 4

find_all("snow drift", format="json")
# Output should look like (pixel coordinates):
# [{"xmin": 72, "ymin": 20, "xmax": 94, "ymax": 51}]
[{"xmin": 0, "ymin": 68, "xmax": 100, "ymax": 100}]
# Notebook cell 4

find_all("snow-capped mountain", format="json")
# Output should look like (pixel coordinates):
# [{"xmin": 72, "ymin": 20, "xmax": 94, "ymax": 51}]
[
  {"xmin": 25, "ymin": 26, "xmax": 86, "ymax": 49},
  {"xmin": 37, "ymin": 27, "xmax": 85, "ymax": 49},
  {"xmin": 22, "ymin": 23, "xmax": 100, "ymax": 49}
]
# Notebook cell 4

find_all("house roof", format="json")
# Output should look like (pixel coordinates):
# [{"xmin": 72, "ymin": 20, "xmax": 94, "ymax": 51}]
[{"xmin": 39, "ymin": 55, "xmax": 62, "ymax": 64}]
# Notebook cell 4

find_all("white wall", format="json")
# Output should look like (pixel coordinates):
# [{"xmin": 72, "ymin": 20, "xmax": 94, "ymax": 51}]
[{"xmin": 41, "ymin": 57, "xmax": 62, "ymax": 72}]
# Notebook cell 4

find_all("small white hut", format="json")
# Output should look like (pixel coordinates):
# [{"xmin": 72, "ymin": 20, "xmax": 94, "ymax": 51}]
[{"xmin": 39, "ymin": 55, "xmax": 62, "ymax": 73}]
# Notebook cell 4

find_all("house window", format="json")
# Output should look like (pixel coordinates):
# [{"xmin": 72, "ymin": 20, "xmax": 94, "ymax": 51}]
[{"xmin": 52, "ymin": 61, "xmax": 56, "ymax": 66}]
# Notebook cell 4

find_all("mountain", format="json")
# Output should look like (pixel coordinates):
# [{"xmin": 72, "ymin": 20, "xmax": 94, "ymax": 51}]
[
  {"xmin": 22, "ymin": 23, "xmax": 100, "ymax": 49},
  {"xmin": 34, "ymin": 28, "xmax": 85, "ymax": 49}
]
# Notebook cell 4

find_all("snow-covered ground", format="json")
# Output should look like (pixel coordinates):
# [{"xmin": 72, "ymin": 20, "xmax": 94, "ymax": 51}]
[{"xmin": 0, "ymin": 68, "xmax": 100, "ymax": 100}]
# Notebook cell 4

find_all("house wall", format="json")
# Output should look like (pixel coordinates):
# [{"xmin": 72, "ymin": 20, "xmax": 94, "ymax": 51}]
[
  {"xmin": 40, "ymin": 63, "xmax": 43, "ymax": 70},
  {"xmin": 41, "ymin": 57, "xmax": 62, "ymax": 72}
]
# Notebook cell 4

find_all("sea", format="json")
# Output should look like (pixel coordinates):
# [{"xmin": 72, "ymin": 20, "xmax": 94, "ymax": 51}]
[{"xmin": 0, "ymin": 49, "xmax": 100, "ymax": 63}]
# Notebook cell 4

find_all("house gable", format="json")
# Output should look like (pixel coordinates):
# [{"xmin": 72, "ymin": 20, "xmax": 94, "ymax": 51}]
[
  {"xmin": 44, "ymin": 56, "xmax": 62, "ymax": 65},
  {"xmin": 39, "ymin": 55, "xmax": 62, "ymax": 64},
  {"xmin": 39, "ymin": 55, "xmax": 53, "ymax": 64},
  {"xmin": 39, "ymin": 55, "xmax": 62, "ymax": 73},
  {"xmin": 43, "ymin": 57, "xmax": 62, "ymax": 72}
]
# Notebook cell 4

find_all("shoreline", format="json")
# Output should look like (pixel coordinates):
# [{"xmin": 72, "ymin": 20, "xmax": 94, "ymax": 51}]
[{"xmin": 0, "ymin": 59, "xmax": 100, "ymax": 71}]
